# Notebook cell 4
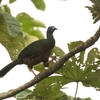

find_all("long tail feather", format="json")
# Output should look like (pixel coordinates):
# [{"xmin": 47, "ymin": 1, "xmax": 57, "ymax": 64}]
[{"xmin": 0, "ymin": 59, "xmax": 19, "ymax": 77}]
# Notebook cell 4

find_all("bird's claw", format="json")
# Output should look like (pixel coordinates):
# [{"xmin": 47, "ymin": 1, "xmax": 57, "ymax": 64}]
[{"xmin": 49, "ymin": 55, "xmax": 59, "ymax": 64}]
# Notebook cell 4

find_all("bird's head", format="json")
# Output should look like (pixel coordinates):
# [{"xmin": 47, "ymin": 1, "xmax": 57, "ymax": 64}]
[{"xmin": 47, "ymin": 26, "xmax": 57, "ymax": 33}]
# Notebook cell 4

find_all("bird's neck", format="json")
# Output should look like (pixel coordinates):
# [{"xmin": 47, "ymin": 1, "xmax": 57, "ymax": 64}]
[{"xmin": 47, "ymin": 32, "xmax": 55, "ymax": 41}]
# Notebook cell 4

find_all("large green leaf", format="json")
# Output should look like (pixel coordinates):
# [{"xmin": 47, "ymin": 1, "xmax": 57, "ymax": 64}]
[
  {"xmin": 31, "ymin": 0, "xmax": 46, "ymax": 10},
  {"xmin": 56, "ymin": 41, "xmax": 100, "ymax": 90},
  {"xmin": 57, "ymin": 41, "xmax": 85, "ymax": 79},
  {"xmin": 32, "ymin": 76, "xmax": 71, "ymax": 100},
  {"xmin": 15, "ymin": 76, "xmax": 70, "ymax": 100},
  {"xmin": 16, "ymin": 13, "xmax": 46, "ymax": 28},
  {"xmin": 0, "ymin": 12, "xmax": 24, "ymax": 60},
  {"xmin": 15, "ymin": 76, "xmax": 92, "ymax": 100},
  {"xmin": 16, "ymin": 12, "xmax": 45, "ymax": 45}
]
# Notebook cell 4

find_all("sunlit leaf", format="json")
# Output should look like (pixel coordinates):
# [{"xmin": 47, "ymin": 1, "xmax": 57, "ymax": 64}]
[
  {"xmin": 31, "ymin": 0, "xmax": 46, "ymax": 10},
  {"xmin": 16, "ymin": 12, "xmax": 45, "ymax": 44},
  {"xmin": 9, "ymin": 0, "xmax": 16, "ymax": 3}
]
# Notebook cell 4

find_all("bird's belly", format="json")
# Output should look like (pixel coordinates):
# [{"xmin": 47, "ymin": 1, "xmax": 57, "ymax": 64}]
[{"xmin": 22, "ymin": 55, "xmax": 46, "ymax": 69}]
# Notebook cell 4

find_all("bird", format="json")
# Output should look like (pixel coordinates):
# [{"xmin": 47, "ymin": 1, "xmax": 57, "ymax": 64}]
[{"xmin": 0, "ymin": 26, "xmax": 57, "ymax": 77}]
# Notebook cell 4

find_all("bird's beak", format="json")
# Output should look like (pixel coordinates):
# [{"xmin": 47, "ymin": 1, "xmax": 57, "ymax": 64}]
[{"xmin": 54, "ymin": 28, "xmax": 57, "ymax": 30}]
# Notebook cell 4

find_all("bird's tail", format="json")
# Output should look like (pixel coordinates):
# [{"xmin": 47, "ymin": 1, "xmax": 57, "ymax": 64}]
[{"xmin": 0, "ymin": 59, "xmax": 19, "ymax": 77}]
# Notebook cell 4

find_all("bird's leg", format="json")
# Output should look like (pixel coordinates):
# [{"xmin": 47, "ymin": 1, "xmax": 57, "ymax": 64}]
[
  {"xmin": 31, "ymin": 69, "xmax": 37, "ymax": 76},
  {"xmin": 43, "ymin": 55, "xmax": 59, "ymax": 67}
]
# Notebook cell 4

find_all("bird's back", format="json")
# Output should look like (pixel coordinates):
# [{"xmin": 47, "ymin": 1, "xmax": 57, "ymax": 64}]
[{"xmin": 18, "ymin": 38, "xmax": 55, "ymax": 59}]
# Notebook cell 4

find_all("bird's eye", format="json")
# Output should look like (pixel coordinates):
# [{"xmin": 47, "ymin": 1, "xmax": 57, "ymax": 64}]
[{"xmin": 49, "ymin": 26, "xmax": 55, "ymax": 31}]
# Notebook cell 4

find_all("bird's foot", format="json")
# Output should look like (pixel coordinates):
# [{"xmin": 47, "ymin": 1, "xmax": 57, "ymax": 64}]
[
  {"xmin": 43, "ymin": 55, "xmax": 59, "ymax": 67},
  {"xmin": 49, "ymin": 55, "xmax": 59, "ymax": 64}
]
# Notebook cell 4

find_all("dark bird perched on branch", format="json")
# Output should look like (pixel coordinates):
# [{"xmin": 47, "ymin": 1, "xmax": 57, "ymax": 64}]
[{"xmin": 0, "ymin": 26, "xmax": 57, "ymax": 77}]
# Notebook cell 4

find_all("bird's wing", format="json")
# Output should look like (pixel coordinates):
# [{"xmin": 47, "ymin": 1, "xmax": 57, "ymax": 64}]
[{"xmin": 18, "ymin": 39, "xmax": 50, "ymax": 59}]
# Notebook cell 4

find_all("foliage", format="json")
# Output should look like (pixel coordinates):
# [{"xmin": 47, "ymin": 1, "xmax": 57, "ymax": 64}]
[
  {"xmin": 86, "ymin": 0, "xmax": 100, "ymax": 23},
  {"xmin": 0, "ymin": 0, "xmax": 99, "ymax": 100},
  {"xmin": 0, "ymin": 12, "xmax": 24, "ymax": 60},
  {"xmin": 16, "ymin": 12, "xmax": 45, "ymax": 46},
  {"xmin": 0, "ymin": 0, "xmax": 46, "ymax": 60},
  {"xmin": 15, "ymin": 89, "xmax": 91, "ymax": 100},
  {"xmin": 31, "ymin": 0, "xmax": 46, "ymax": 10},
  {"xmin": 15, "ymin": 40, "xmax": 100, "ymax": 100}
]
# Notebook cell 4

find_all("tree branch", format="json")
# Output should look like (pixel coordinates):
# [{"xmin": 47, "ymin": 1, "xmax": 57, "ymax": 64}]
[{"xmin": 0, "ymin": 27, "xmax": 100, "ymax": 99}]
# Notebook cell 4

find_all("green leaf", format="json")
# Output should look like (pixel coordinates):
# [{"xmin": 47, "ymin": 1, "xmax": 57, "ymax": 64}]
[
  {"xmin": 15, "ymin": 89, "xmax": 32, "ymax": 99},
  {"xmin": 90, "ymin": 0, "xmax": 100, "ymax": 8},
  {"xmin": 4, "ymin": 5, "xmax": 11, "ymax": 14},
  {"xmin": 34, "ymin": 63, "xmax": 45, "ymax": 72},
  {"xmin": 56, "ymin": 95, "xmax": 92, "ymax": 100},
  {"xmin": 2, "ymin": 12, "xmax": 22, "ymax": 36},
  {"xmin": 76, "ymin": 97, "xmax": 92, "ymax": 100},
  {"xmin": 56, "ymin": 41, "xmax": 100, "ymax": 90},
  {"xmin": 0, "ymin": 0, "xmax": 2, "ymax": 4},
  {"xmin": 28, "ymin": 29, "xmax": 44, "ymax": 39},
  {"xmin": 33, "ymin": 76, "xmax": 70, "ymax": 100},
  {"xmin": 0, "ymin": 12, "xmax": 24, "ymax": 60},
  {"xmin": 93, "ymin": 12, "xmax": 100, "ymax": 23},
  {"xmin": 31, "ymin": 0, "xmax": 46, "ymax": 10},
  {"xmin": 52, "ymin": 46, "xmax": 65, "ymax": 57},
  {"xmin": 16, "ymin": 12, "xmax": 46, "ymax": 28},
  {"xmin": 49, "ymin": 92, "xmax": 67, "ymax": 100},
  {"xmin": 86, "ymin": 0, "xmax": 100, "ymax": 23},
  {"xmin": 24, "ymin": 33, "xmax": 38, "ymax": 46},
  {"xmin": 9, "ymin": 0, "xmax": 16, "ymax": 3},
  {"xmin": 68, "ymin": 41, "xmax": 83, "ymax": 51},
  {"xmin": 57, "ymin": 94, "xmax": 74, "ymax": 100},
  {"xmin": 0, "ymin": 5, "xmax": 11, "ymax": 14},
  {"xmin": 16, "ymin": 12, "xmax": 45, "ymax": 43},
  {"xmin": 57, "ymin": 41, "xmax": 84, "ymax": 79},
  {"xmin": 82, "ymin": 69, "xmax": 100, "ymax": 90},
  {"xmin": 50, "ymin": 46, "xmax": 65, "ymax": 66},
  {"xmin": 86, "ymin": 48, "xmax": 99, "ymax": 64}
]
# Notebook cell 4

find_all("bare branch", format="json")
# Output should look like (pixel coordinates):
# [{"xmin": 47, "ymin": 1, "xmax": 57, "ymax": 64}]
[{"xmin": 0, "ymin": 27, "xmax": 100, "ymax": 99}]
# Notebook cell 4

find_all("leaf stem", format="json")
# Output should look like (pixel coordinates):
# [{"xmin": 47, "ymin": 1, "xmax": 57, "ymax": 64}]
[{"xmin": 74, "ymin": 82, "xmax": 79, "ymax": 100}]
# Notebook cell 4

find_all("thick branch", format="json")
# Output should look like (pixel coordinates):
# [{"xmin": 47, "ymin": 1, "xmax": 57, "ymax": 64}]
[{"xmin": 0, "ymin": 27, "xmax": 100, "ymax": 99}]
